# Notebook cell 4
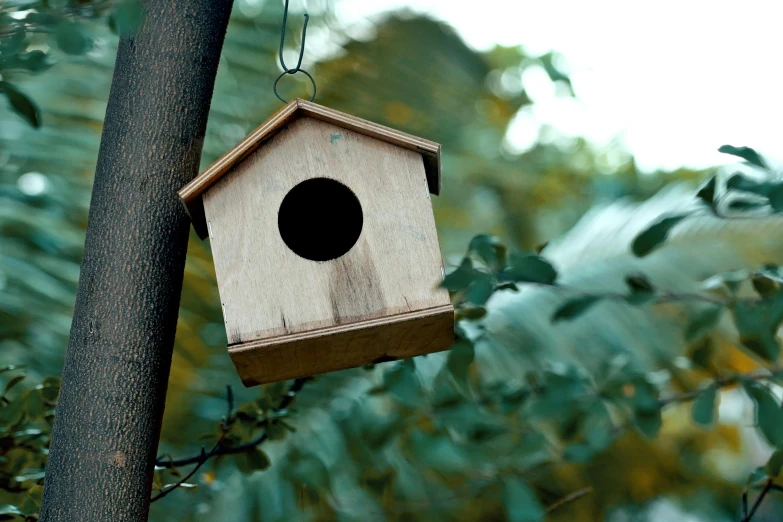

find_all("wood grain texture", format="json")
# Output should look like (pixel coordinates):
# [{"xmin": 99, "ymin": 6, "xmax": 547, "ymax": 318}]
[
  {"xmin": 38, "ymin": 1, "xmax": 234, "ymax": 520},
  {"xmin": 203, "ymin": 116, "xmax": 452, "ymax": 353},
  {"xmin": 230, "ymin": 304, "xmax": 454, "ymax": 385},
  {"xmin": 179, "ymin": 99, "xmax": 441, "ymax": 239}
]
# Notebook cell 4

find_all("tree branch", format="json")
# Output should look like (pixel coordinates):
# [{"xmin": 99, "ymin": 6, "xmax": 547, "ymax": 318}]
[
  {"xmin": 545, "ymin": 487, "xmax": 593, "ymax": 515},
  {"xmin": 742, "ymin": 478, "xmax": 774, "ymax": 522},
  {"xmin": 660, "ymin": 367, "xmax": 783, "ymax": 407},
  {"xmin": 154, "ymin": 378, "xmax": 309, "ymax": 469},
  {"xmin": 150, "ymin": 447, "xmax": 209, "ymax": 503}
]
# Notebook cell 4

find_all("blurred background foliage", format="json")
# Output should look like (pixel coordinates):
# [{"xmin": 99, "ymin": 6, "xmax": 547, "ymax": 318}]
[{"xmin": 2, "ymin": 1, "xmax": 783, "ymax": 521}]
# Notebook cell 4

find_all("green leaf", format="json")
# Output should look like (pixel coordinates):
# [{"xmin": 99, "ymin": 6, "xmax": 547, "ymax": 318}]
[
  {"xmin": 455, "ymin": 305, "xmax": 487, "ymax": 321},
  {"xmin": 41, "ymin": 376, "xmax": 60, "ymax": 402},
  {"xmin": 688, "ymin": 338, "xmax": 714, "ymax": 371},
  {"xmin": 446, "ymin": 338, "xmax": 474, "ymax": 385},
  {"xmin": 152, "ymin": 471, "xmax": 164, "ymax": 491},
  {"xmin": 441, "ymin": 258, "xmax": 478, "ymax": 292},
  {"xmin": 726, "ymin": 173, "xmax": 774, "ymax": 193},
  {"xmin": 728, "ymin": 199, "xmax": 767, "ymax": 211},
  {"xmin": 530, "ymin": 366, "xmax": 590, "ymax": 419},
  {"xmin": 408, "ymin": 430, "xmax": 469, "ymax": 472},
  {"xmin": 752, "ymin": 275, "xmax": 779, "ymax": 298},
  {"xmin": 502, "ymin": 476, "xmax": 544, "ymax": 522},
  {"xmin": 286, "ymin": 453, "xmax": 330, "ymax": 491},
  {"xmin": 744, "ymin": 382, "xmax": 783, "ymax": 446},
  {"xmin": 634, "ymin": 408, "xmax": 662, "ymax": 439},
  {"xmin": 4, "ymin": 50, "xmax": 52, "ymax": 73},
  {"xmin": 625, "ymin": 274, "xmax": 655, "ymax": 305},
  {"xmin": 467, "ymin": 273, "xmax": 495, "ymax": 305},
  {"xmin": 691, "ymin": 384, "xmax": 718, "ymax": 427},
  {"xmin": 631, "ymin": 214, "xmax": 688, "ymax": 257},
  {"xmin": 468, "ymin": 234, "xmax": 507, "ymax": 271},
  {"xmin": 629, "ymin": 377, "xmax": 660, "ymax": 412},
  {"xmin": 0, "ymin": 27, "xmax": 26, "ymax": 54},
  {"xmin": 234, "ymin": 402, "xmax": 258, "ymax": 422},
  {"xmin": 25, "ymin": 389, "xmax": 44, "ymax": 420},
  {"xmin": 383, "ymin": 359, "xmax": 422, "ymax": 407},
  {"xmin": 685, "ymin": 306, "xmax": 724, "ymax": 342},
  {"xmin": 748, "ymin": 466, "xmax": 767, "ymax": 485},
  {"xmin": 26, "ymin": 12, "xmax": 61, "ymax": 27},
  {"xmin": 0, "ymin": 504, "xmax": 25, "ymax": 521},
  {"xmin": 724, "ymin": 175, "xmax": 783, "ymax": 213},
  {"xmin": 265, "ymin": 420, "xmax": 286, "ymax": 441},
  {"xmin": 501, "ymin": 253, "xmax": 558, "ymax": 285},
  {"xmin": 109, "ymin": 0, "xmax": 145, "ymax": 36},
  {"xmin": 696, "ymin": 176, "xmax": 716, "ymax": 209},
  {"xmin": 626, "ymin": 273, "xmax": 654, "ymax": 293},
  {"xmin": 1, "ymin": 83, "xmax": 40, "ymax": 128},
  {"xmin": 563, "ymin": 443, "xmax": 595, "ymax": 463},
  {"xmin": 3, "ymin": 374, "xmax": 25, "ymax": 396},
  {"xmin": 551, "ymin": 295, "xmax": 602, "ymax": 322},
  {"xmin": 246, "ymin": 447, "xmax": 271, "ymax": 472},
  {"xmin": 732, "ymin": 299, "xmax": 783, "ymax": 362},
  {"xmin": 581, "ymin": 401, "xmax": 613, "ymax": 451},
  {"xmin": 770, "ymin": 187, "xmax": 783, "ymax": 213},
  {"xmin": 718, "ymin": 145, "xmax": 768, "ymax": 170},
  {"xmin": 55, "ymin": 21, "xmax": 92, "ymax": 55},
  {"xmin": 27, "ymin": 485, "xmax": 43, "ymax": 506},
  {"xmin": 0, "ymin": 397, "xmax": 26, "ymax": 427},
  {"xmin": 766, "ymin": 448, "xmax": 783, "ymax": 477},
  {"xmin": 362, "ymin": 468, "xmax": 396, "ymax": 497}
]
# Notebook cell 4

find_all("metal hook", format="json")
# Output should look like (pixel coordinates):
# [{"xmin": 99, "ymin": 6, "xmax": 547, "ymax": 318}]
[{"xmin": 274, "ymin": 0, "xmax": 317, "ymax": 103}]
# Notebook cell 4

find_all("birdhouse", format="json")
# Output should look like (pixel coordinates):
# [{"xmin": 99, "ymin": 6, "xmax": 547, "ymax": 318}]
[{"xmin": 179, "ymin": 99, "xmax": 454, "ymax": 386}]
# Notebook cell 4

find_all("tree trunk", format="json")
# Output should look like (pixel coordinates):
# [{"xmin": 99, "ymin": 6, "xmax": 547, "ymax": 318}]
[{"xmin": 39, "ymin": 1, "xmax": 234, "ymax": 520}]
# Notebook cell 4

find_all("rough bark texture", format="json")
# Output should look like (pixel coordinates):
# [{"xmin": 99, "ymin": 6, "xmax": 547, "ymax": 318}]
[{"xmin": 39, "ymin": 1, "xmax": 234, "ymax": 520}]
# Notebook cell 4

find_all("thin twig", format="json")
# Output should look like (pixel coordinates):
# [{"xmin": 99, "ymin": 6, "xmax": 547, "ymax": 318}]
[
  {"xmin": 742, "ymin": 487, "xmax": 749, "ymax": 520},
  {"xmin": 660, "ymin": 367, "xmax": 783, "ymax": 407},
  {"xmin": 742, "ymin": 478, "xmax": 774, "ymax": 522},
  {"xmin": 545, "ymin": 487, "xmax": 593, "ymax": 514},
  {"xmin": 221, "ymin": 385, "xmax": 234, "ymax": 431},
  {"xmin": 151, "ymin": 447, "xmax": 210, "ymax": 503},
  {"xmin": 499, "ymin": 279, "xmax": 729, "ymax": 307},
  {"xmin": 155, "ymin": 378, "xmax": 309, "ymax": 468}
]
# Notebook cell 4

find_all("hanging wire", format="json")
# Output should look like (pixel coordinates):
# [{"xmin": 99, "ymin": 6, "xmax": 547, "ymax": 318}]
[{"xmin": 274, "ymin": 0, "xmax": 317, "ymax": 103}]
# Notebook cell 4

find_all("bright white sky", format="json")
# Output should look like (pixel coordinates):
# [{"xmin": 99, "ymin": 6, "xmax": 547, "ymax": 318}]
[{"xmin": 331, "ymin": 0, "xmax": 782, "ymax": 172}]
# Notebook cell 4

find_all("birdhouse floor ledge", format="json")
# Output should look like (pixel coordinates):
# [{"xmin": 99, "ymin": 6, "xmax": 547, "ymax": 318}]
[{"xmin": 228, "ymin": 304, "xmax": 454, "ymax": 386}]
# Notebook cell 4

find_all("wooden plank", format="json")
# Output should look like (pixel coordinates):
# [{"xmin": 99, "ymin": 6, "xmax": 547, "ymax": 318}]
[
  {"xmin": 297, "ymin": 100, "xmax": 441, "ymax": 194},
  {"xmin": 178, "ymin": 99, "xmax": 299, "ymax": 206},
  {"xmin": 178, "ymin": 99, "xmax": 442, "ymax": 239},
  {"xmin": 229, "ymin": 304, "xmax": 454, "ymax": 385},
  {"xmin": 203, "ymin": 116, "xmax": 452, "ymax": 347}
]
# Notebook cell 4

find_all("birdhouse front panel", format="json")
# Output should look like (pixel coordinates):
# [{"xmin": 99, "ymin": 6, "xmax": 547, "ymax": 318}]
[{"xmin": 197, "ymin": 108, "xmax": 453, "ymax": 385}]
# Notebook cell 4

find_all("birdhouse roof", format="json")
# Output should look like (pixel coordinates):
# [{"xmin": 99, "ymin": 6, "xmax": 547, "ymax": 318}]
[{"xmin": 178, "ymin": 98, "xmax": 442, "ymax": 239}]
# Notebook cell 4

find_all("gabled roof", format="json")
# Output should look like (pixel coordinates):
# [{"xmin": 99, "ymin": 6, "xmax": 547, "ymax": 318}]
[{"xmin": 179, "ymin": 98, "xmax": 442, "ymax": 240}]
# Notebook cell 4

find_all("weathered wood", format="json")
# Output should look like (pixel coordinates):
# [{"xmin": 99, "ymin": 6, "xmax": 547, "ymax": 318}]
[
  {"xmin": 204, "ymin": 116, "xmax": 451, "ymax": 341},
  {"xmin": 38, "ymin": 1, "xmax": 234, "ymax": 520},
  {"xmin": 230, "ymin": 305, "xmax": 454, "ymax": 386},
  {"xmin": 179, "ymin": 98, "xmax": 442, "ymax": 239}
]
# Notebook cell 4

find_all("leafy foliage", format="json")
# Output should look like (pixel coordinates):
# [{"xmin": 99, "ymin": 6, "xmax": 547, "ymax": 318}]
[
  {"xmin": 0, "ymin": 368, "xmax": 58, "ymax": 520},
  {"xmin": 3, "ymin": 1, "xmax": 783, "ymax": 521}
]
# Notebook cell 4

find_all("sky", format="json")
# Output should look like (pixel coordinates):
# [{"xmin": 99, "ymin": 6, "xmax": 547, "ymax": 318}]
[{"xmin": 330, "ymin": 0, "xmax": 782, "ymax": 172}]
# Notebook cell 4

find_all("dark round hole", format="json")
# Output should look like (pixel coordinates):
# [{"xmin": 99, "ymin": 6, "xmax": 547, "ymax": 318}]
[{"xmin": 277, "ymin": 177, "xmax": 363, "ymax": 262}]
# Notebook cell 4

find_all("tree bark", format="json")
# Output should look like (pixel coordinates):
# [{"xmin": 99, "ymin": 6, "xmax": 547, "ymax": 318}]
[{"xmin": 39, "ymin": 1, "xmax": 234, "ymax": 520}]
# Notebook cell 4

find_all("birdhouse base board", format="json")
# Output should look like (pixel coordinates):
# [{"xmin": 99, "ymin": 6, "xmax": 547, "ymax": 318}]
[{"xmin": 228, "ymin": 304, "xmax": 455, "ymax": 386}]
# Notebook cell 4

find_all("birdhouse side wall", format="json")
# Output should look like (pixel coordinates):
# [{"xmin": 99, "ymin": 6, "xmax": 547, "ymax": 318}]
[{"xmin": 202, "ymin": 116, "xmax": 451, "ymax": 347}]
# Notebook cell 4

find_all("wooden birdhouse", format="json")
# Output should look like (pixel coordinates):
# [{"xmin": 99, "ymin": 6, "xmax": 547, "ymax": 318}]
[{"xmin": 178, "ymin": 99, "xmax": 454, "ymax": 386}]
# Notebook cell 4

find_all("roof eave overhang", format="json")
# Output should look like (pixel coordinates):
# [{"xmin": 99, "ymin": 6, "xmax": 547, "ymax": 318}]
[{"xmin": 178, "ymin": 99, "xmax": 441, "ymax": 240}]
